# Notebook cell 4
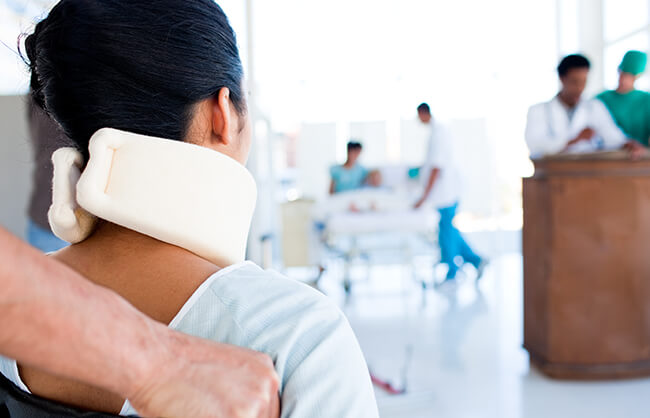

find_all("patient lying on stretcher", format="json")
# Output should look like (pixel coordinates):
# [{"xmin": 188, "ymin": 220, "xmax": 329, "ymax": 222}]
[
  {"xmin": 343, "ymin": 171, "xmax": 386, "ymax": 212},
  {"xmin": 319, "ymin": 165, "xmax": 425, "ymax": 219},
  {"xmin": 314, "ymin": 165, "xmax": 438, "ymax": 240}
]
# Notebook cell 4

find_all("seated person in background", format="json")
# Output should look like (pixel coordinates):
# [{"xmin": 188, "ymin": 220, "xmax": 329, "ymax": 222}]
[
  {"xmin": 329, "ymin": 141, "xmax": 369, "ymax": 194},
  {"xmin": 0, "ymin": 1, "xmax": 378, "ymax": 417},
  {"xmin": 525, "ymin": 54, "xmax": 644, "ymax": 159},
  {"xmin": 598, "ymin": 51, "xmax": 650, "ymax": 147}
]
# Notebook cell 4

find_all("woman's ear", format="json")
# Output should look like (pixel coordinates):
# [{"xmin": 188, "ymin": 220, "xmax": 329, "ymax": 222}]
[
  {"xmin": 193, "ymin": 87, "xmax": 249, "ymax": 164},
  {"xmin": 211, "ymin": 87, "xmax": 232, "ymax": 146}
]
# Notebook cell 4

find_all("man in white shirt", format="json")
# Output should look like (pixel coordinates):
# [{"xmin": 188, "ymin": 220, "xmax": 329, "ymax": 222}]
[
  {"xmin": 525, "ymin": 54, "xmax": 644, "ymax": 159},
  {"xmin": 414, "ymin": 103, "xmax": 486, "ymax": 282}
]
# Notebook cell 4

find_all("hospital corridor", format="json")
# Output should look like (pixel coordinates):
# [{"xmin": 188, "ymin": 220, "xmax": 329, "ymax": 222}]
[
  {"xmin": 2, "ymin": 0, "xmax": 650, "ymax": 417},
  {"xmin": 336, "ymin": 238, "xmax": 650, "ymax": 418}
]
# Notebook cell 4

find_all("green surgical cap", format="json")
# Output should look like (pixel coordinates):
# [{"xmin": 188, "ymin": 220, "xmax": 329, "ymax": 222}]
[{"xmin": 619, "ymin": 50, "xmax": 647, "ymax": 75}]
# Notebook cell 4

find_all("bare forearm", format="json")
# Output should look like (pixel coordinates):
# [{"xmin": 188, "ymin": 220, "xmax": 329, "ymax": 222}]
[
  {"xmin": 0, "ymin": 226, "xmax": 163, "ymax": 399},
  {"xmin": 0, "ymin": 227, "xmax": 281, "ymax": 417},
  {"xmin": 420, "ymin": 169, "xmax": 439, "ymax": 200}
]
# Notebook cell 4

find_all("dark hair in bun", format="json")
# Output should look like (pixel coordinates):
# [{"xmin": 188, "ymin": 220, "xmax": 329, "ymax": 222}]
[{"xmin": 22, "ymin": 0, "xmax": 246, "ymax": 161}]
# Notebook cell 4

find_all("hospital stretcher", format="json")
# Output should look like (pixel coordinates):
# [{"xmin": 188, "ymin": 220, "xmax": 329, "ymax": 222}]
[{"xmin": 313, "ymin": 187, "xmax": 440, "ymax": 293}]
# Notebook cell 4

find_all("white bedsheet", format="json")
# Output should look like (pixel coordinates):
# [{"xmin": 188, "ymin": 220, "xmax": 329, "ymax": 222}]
[
  {"xmin": 313, "ymin": 189, "xmax": 411, "ymax": 218},
  {"xmin": 326, "ymin": 210, "xmax": 438, "ymax": 235},
  {"xmin": 314, "ymin": 188, "xmax": 437, "ymax": 236}
]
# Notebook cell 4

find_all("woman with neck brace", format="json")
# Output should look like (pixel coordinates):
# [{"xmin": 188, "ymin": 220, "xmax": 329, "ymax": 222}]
[{"xmin": 0, "ymin": 1, "xmax": 378, "ymax": 416}]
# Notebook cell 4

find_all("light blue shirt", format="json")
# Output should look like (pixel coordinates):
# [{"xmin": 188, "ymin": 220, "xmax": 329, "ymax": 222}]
[
  {"xmin": 0, "ymin": 262, "xmax": 379, "ymax": 418},
  {"xmin": 330, "ymin": 164, "xmax": 369, "ymax": 193}
]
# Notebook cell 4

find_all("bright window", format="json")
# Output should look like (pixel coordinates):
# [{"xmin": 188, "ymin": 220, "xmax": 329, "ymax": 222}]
[
  {"xmin": 604, "ymin": 0, "xmax": 649, "ymax": 42},
  {"xmin": 602, "ymin": 0, "xmax": 650, "ymax": 90},
  {"xmin": 604, "ymin": 32, "xmax": 650, "ymax": 90}
]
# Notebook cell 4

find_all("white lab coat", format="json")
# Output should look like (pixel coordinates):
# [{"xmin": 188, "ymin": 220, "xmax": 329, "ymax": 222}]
[{"xmin": 525, "ymin": 96, "xmax": 627, "ymax": 158}]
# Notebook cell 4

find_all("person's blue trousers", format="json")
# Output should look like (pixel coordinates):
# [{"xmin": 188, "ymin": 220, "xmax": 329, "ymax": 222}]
[{"xmin": 437, "ymin": 203, "xmax": 481, "ymax": 280}]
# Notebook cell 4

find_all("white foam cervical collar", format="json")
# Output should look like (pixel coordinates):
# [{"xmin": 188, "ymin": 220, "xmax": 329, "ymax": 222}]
[{"xmin": 48, "ymin": 128, "xmax": 257, "ymax": 266}]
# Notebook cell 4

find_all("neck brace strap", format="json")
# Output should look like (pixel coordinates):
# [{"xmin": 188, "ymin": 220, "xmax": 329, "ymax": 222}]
[{"xmin": 49, "ymin": 128, "xmax": 257, "ymax": 266}]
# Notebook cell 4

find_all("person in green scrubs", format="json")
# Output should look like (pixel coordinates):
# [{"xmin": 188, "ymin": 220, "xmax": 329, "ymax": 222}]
[{"xmin": 598, "ymin": 50, "xmax": 650, "ymax": 146}]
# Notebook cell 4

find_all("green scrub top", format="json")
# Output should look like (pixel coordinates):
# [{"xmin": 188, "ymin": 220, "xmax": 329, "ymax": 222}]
[{"xmin": 597, "ymin": 90, "xmax": 650, "ymax": 146}]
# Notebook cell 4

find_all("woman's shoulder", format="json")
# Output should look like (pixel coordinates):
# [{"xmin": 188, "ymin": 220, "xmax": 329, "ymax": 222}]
[
  {"xmin": 182, "ymin": 262, "xmax": 378, "ymax": 417},
  {"xmin": 170, "ymin": 262, "xmax": 347, "ymax": 347},
  {"xmin": 206, "ymin": 261, "xmax": 335, "ymax": 312}
]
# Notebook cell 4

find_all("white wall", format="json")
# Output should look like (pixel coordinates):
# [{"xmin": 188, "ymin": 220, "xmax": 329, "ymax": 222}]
[
  {"xmin": 349, "ymin": 121, "xmax": 387, "ymax": 167},
  {"xmin": 400, "ymin": 120, "xmax": 429, "ymax": 166},
  {"xmin": 448, "ymin": 119, "xmax": 495, "ymax": 217},
  {"xmin": 0, "ymin": 95, "xmax": 32, "ymax": 240},
  {"xmin": 578, "ymin": 0, "xmax": 605, "ymax": 95},
  {"xmin": 296, "ymin": 123, "xmax": 338, "ymax": 201}
]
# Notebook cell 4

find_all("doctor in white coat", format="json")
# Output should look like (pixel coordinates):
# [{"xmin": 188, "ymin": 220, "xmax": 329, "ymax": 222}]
[{"xmin": 525, "ymin": 54, "xmax": 644, "ymax": 159}]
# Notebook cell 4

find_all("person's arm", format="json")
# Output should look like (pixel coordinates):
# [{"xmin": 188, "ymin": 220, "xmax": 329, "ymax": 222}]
[
  {"xmin": 591, "ymin": 99, "xmax": 628, "ymax": 149},
  {"xmin": 0, "ymin": 226, "xmax": 279, "ymax": 418},
  {"xmin": 360, "ymin": 166, "xmax": 370, "ymax": 185},
  {"xmin": 413, "ymin": 167, "xmax": 439, "ymax": 209},
  {"xmin": 279, "ymin": 305, "xmax": 379, "ymax": 418},
  {"xmin": 221, "ymin": 269, "xmax": 379, "ymax": 418},
  {"xmin": 329, "ymin": 165, "xmax": 338, "ymax": 195},
  {"xmin": 591, "ymin": 99, "xmax": 647, "ymax": 159},
  {"xmin": 525, "ymin": 104, "xmax": 589, "ymax": 157}
]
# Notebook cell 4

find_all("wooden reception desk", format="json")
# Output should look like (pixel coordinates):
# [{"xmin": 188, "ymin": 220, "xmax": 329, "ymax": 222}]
[{"xmin": 523, "ymin": 151, "xmax": 650, "ymax": 379}]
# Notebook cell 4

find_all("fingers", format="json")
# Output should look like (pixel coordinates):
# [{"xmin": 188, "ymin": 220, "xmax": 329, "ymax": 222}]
[
  {"xmin": 128, "ymin": 331, "xmax": 281, "ymax": 418},
  {"xmin": 267, "ymin": 394, "xmax": 280, "ymax": 418},
  {"xmin": 623, "ymin": 141, "xmax": 648, "ymax": 160}
]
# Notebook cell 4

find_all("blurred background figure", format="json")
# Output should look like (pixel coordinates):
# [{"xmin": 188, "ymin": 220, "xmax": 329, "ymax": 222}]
[
  {"xmin": 525, "ymin": 54, "xmax": 642, "ymax": 159},
  {"xmin": 329, "ymin": 141, "xmax": 369, "ymax": 194},
  {"xmin": 414, "ymin": 103, "xmax": 487, "ymax": 283},
  {"xmin": 25, "ymin": 95, "xmax": 69, "ymax": 252},
  {"xmin": 526, "ymin": 54, "xmax": 621, "ymax": 157},
  {"xmin": 598, "ymin": 50, "xmax": 650, "ymax": 146}
]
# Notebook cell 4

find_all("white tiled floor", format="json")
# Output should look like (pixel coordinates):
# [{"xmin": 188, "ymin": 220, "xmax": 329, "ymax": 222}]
[{"xmin": 317, "ymin": 231, "xmax": 650, "ymax": 418}]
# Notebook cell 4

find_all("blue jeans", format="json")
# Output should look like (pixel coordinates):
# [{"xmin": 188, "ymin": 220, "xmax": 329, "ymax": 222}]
[
  {"xmin": 438, "ymin": 203, "xmax": 481, "ymax": 279},
  {"xmin": 27, "ymin": 220, "xmax": 68, "ymax": 253}
]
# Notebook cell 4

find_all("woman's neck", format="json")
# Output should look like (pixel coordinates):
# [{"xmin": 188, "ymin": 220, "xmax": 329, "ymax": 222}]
[{"xmin": 50, "ymin": 222, "xmax": 220, "ymax": 325}]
